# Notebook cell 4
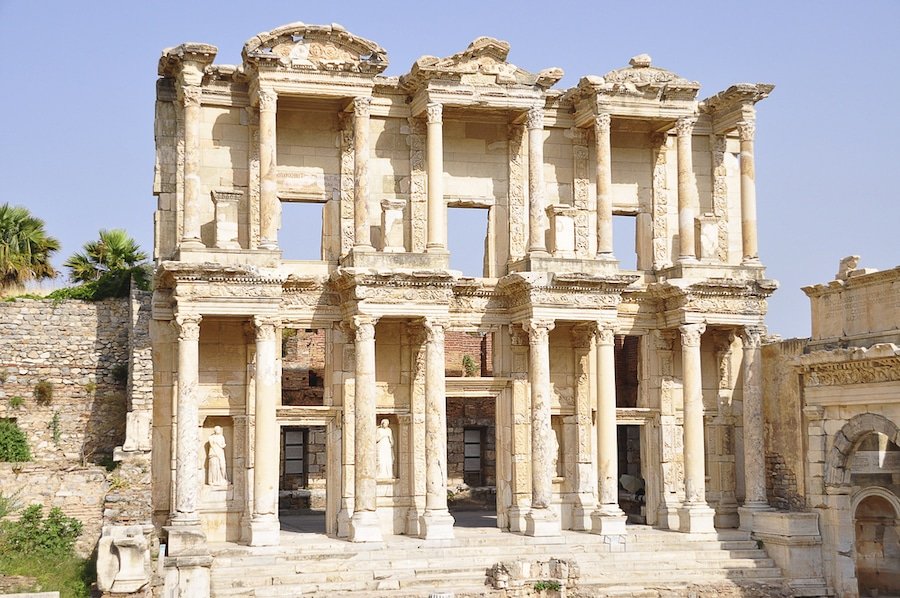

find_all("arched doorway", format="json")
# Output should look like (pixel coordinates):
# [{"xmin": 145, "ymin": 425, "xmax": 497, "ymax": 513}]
[{"xmin": 854, "ymin": 491, "xmax": 900, "ymax": 597}]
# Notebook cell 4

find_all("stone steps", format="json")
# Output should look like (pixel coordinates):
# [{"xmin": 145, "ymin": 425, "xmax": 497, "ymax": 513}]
[{"xmin": 209, "ymin": 527, "xmax": 786, "ymax": 597}]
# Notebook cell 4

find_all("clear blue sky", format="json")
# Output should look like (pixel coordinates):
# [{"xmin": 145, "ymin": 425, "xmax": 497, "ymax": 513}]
[{"xmin": 1, "ymin": 1, "xmax": 898, "ymax": 339}]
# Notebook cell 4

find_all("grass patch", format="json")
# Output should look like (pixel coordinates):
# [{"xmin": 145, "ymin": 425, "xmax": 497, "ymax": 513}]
[{"xmin": 0, "ymin": 551, "xmax": 94, "ymax": 598}]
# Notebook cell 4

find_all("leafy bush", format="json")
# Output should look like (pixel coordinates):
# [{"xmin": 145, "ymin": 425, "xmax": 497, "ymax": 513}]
[
  {"xmin": 33, "ymin": 380, "xmax": 53, "ymax": 405},
  {"xmin": 462, "ymin": 354, "xmax": 478, "ymax": 377},
  {"xmin": 46, "ymin": 265, "xmax": 151, "ymax": 301},
  {"xmin": 0, "ymin": 505, "xmax": 82, "ymax": 556},
  {"xmin": 534, "ymin": 579, "xmax": 561, "ymax": 592},
  {"xmin": 0, "ymin": 489, "xmax": 21, "ymax": 519},
  {"xmin": 0, "ymin": 419, "xmax": 30, "ymax": 462},
  {"xmin": 8, "ymin": 395, "xmax": 24, "ymax": 409}
]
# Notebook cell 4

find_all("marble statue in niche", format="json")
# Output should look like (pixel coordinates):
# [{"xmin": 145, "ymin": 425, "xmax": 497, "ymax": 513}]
[
  {"xmin": 207, "ymin": 426, "xmax": 228, "ymax": 486},
  {"xmin": 376, "ymin": 418, "xmax": 394, "ymax": 479}
]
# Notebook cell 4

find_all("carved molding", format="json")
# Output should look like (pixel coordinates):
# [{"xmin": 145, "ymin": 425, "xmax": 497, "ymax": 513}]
[{"xmin": 803, "ymin": 357, "xmax": 900, "ymax": 387}]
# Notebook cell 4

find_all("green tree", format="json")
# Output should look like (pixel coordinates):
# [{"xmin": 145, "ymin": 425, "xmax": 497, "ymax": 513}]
[
  {"xmin": 64, "ymin": 228, "xmax": 147, "ymax": 282},
  {"xmin": 54, "ymin": 229, "xmax": 150, "ymax": 300},
  {"xmin": 0, "ymin": 204, "xmax": 60, "ymax": 297}
]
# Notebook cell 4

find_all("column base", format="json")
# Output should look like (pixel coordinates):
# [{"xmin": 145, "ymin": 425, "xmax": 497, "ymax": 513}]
[
  {"xmin": 591, "ymin": 506, "xmax": 628, "ymax": 536},
  {"xmin": 349, "ymin": 510, "xmax": 383, "ymax": 543},
  {"xmin": 677, "ymin": 502, "xmax": 717, "ymax": 534},
  {"xmin": 528, "ymin": 249, "xmax": 550, "ymax": 259},
  {"xmin": 259, "ymin": 240, "xmax": 279, "ymax": 251},
  {"xmin": 179, "ymin": 238, "xmax": 205, "ymax": 250},
  {"xmin": 248, "ymin": 517, "xmax": 280, "ymax": 546},
  {"xmin": 525, "ymin": 507, "xmax": 561, "ymax": 537},
  {"xmin": 164, "ymin": 525, "xmax": 207, "ymax": 557},
  {"xmin": 570, "ymin": 504, "xmax": 595, "ymax": 531},
  {"xmin": 738, "ymin": 503, "xmax": 773, "ymax": 532},
  {"xmin": 352, "ymin": 244, "xmax": 375, "ymax": 253},
  {"xmin": 421, "ymin": 509, "xmax": 456, "ymax": 540},
  {"xmin": 425, "ymin": 245, "xmax": 449, "ymax": 255},
  {"xmin": 677, "ymin": 255, "xmax": 698, "ymax": 265}
]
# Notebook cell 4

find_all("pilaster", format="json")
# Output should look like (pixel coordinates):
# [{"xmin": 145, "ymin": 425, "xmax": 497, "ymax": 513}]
[{"xmin": 738, "ymin": 324, "xmax": 771, "ymax": 531}]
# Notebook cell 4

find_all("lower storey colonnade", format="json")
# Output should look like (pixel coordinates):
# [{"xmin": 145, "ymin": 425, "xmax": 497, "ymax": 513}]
[{"xmin": 161, "ymin": 315, "xmax": 767, "ymax": 545}]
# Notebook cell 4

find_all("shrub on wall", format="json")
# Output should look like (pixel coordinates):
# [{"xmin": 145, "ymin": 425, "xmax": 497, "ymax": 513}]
[
  {"xmin": 33, "ymin": 380, "xmax": 54, "ymax": 405},
  {"xmin": 0, "ymin": 419, "xmax": 31, "ymax": 462}
]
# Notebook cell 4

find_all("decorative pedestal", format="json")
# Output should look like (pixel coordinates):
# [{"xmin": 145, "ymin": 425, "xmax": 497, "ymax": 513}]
[
  {"xmin": 677, "ymin": 503, "xmax": 717, "ymax": 534},
  {"xmin": 525, "ymin": 508, "xmax": 561, "ymax": 537},
  {"xmin": 349, "ymin": 510, "xmax": 383, "ymax": 543},
  {"xmin": 248, "ymin": 517, "xmax": 280, "ymax": 546},
  {"xmin": 421, "ymin": 509, "xmax": 456, "ymax": 540},
  {"xmin": 591, "ymin": 509, "xmax": 627, "ymax": 536}
]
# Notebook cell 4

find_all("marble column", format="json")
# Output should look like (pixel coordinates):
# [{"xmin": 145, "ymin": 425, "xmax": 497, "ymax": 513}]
[
  {"xmin": 421, "ymin": 318, "xmax": 455, "ymax": 539},
  {"xmin": 527, "ymin": 106, "xmax": 549, "ymax": 256},
  {"xmin": 592, "ymin": 322, "xmax": 627, "ymax": 535},
  {"xmin": 353, "ymin": 97, "xmax": 374, "ymax": 252},
  {"xmin": 425, "ymin": 102, "xmax": 447, "ymax": 253},
  {"xmin": 678, "ymin": 323, "xmax": 716, "ymax": 532},
  {"xmin": 350, "ymin": 315, "xmax": 382, "ymax": 542},
  {"xmin": 258, "ymin": 88, "xmax": 279, "ymax": 250},
  {"xmin": 172, "ymin": 314, "xmax": 202, "ymax": 527},
  {"xmin": 180, "ymin": 83, "xmax": 204, "ymax": 249},
  {"xmin": 737, "ymin": 120, "xmax": 759, "ymax": 264},
  {"xmin": 524, "ymin": 318, "xmax": 560, "ymax": 536},
  {"xmin": 675, "ymin": 117, "xmax": 699, "ymax": 263},
  {"xmin": 594, "ymin": 113, "xmax": 614, "ymax": 257},
  {"xmin": 249, "ymin": 316, "xmax": 281, "ymax": 546},
  {"xmin": 738, "ymin": 325, "xmax": 769, "ymax": 530}
]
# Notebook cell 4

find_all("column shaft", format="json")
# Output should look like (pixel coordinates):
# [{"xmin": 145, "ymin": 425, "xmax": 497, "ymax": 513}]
[
  {"xmin": 258, "ymin": 88, "xmax": 278, "ymax": 250},
  {"xmin": 173, "ymin": 314, "xmax": 201, "ymax": 524},
  {"xmin": 426, "ymin": 103, "xmax": 446, "ymax": 252},
  {"xmin": 738, "ymin": 121, "xmax": 758, "ymax": 262},
  {"xmin": 676, "ymin": 117, "xmax": 698, "ymax": 262},
  {"xmin": 350, "ymin": 315, "xmax": 382, "ymax": 542},
  {"xmin": 180, "ymin": 86, "xmax": 203, "ymax": 248},
  {"xmin": 741, "ymin": 326, "xmax": 767, "ymax": 506},
  {"xmin": 421, "ymin": 318, "xmax": 455, "ymax": 539},
  {"xmin": 680, "ymin": 323, "xmax": 706, "ymax": 503},
  {"xmin": 353, "ymin": 97, "xmax": 373, "ymax": 251},
  {"xmin": 527, "ymin": 107, "xmax": 548, "ymax": 255},
  {"xmin": 594, "ymin": 113, "xmax": 614, "ymax": 256},
  {"xmin": 595, "ymin": 326, "xmax": 619, "ymax": 507}
]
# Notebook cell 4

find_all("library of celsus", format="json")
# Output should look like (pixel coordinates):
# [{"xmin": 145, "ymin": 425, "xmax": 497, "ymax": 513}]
[{"xmin": 149, "ymin": 21, "xmax": 784, "ymax": 595}]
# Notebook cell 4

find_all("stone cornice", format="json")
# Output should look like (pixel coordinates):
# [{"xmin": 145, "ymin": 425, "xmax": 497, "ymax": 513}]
[
  {"xmin": 797, "ymin": 343, "xmax": 900, "ymax": 387},
  {"xmin": 155, "ymin": 261, "xmax": 285, "ymax": 289},
  {"xmin": 158, "ymin": 43, "xmax": 218, "ymax": 78},
  {"xmin": 567, "ymin": 54, "xmax": 700, "ymax": 104},
  {"xmin": 702, "ymin": 83, "xmax": 775, "ymax": 113},
  {"xmin": 802, "ymin": 264, "xmax": 900, "ymax": 298}
]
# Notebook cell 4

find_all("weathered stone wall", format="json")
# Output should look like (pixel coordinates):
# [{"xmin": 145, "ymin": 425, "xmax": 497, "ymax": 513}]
[
  {"xmin": 447, "ymin": 396, "xmax": 496, "ymax": 488},
  {"xmin": 761, "ymin": 338, "xmax": 807, "ymax": 511}
]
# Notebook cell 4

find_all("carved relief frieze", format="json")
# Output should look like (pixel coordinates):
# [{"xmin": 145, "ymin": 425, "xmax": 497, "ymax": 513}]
[
  {"xmin": 407, "ymin": 117, "xmax": 427, "ymax": 253},
  {"xmin": 339, "ymin": 114, "xmax": 355, "ymax": 257},
  {"xmin": 802, "ymin": 357, "xmax": 900, "ymax": 387},
  {"xmin": 711, "ymin": 134, "xmax": 729, "ymax": 262},
  {"xmin": 507, "ymin": 123, "xmax": 527, "ymax": 260},
  {"xmin": 247, "ymin": 118, "xmax": 261, "ymax": 249},
  {"xmin": 650, "ymin": 133, "xmax": 670, "ymax": 269}
]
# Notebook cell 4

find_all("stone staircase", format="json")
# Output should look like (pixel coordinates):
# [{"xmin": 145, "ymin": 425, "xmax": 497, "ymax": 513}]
[{"xmin": 208, "ymin": 523, "xmax": 792, "ymax": 597}]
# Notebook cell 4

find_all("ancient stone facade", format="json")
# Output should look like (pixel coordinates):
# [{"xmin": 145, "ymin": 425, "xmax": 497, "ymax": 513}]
[
  {"xmin": 151, "ymin": 22, "xmax": 778, "ymax": 596},
  {"xmin": 760, "ymin": 260, "xmax": 900, "ymax": 597}
]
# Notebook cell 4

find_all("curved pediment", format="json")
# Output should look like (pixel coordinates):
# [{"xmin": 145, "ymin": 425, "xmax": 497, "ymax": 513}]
[
  {"xmin": 242, "ymin": 22, "xmax": 388, "ymax": 75},
  {"xmin": 401, "ymin": 36, "xmax": 563, "ymax": 92},
  {"xmin": 577, "ymin": 54, "xmax": 700, "ymax": 102}
]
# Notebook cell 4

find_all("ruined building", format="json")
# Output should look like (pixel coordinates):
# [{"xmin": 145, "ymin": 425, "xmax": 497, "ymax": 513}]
[{"xmin": 149, "ymin": 22, "xmax": 780, "ymax": 595}]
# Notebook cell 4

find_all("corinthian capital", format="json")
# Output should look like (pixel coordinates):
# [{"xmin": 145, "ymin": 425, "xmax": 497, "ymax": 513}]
[
  {"xmin": 258, "ymin": 88, "xmax": 277, "ymax": 112},
  {"xmin": 181, "ymin": 86, "xmax": 202, "ymax": 108},
  {"xmin": 674, "ymin": 116, "xmax": 697, "ymax": 137},
  {"xmin": 253, "ymin": 315, "xmax": 280, "ymax": 341},
  {"xmin": 524, "ymin": 318, "xmax": 555, "ymax": 345},
  {"xmin": 425, "ymin": 102, "xmax": 442, "ymax": 124},
  {"xmin": 422, "ymin": 317, "xmax": 448, "ymax": 344},
  {"xmin": 174, "ymin": 314, "xmax": 202, "ymax": 341},
  {"xmin": 740, "ymin": 325, "xmax": 765, "ymax": 349},
  {"xmin": 737, "ymin": 120, "xmax": 756, "ymax": 142},
  {"xmin": 526, "ymin": 106, "xmax": 544, "ymax": 130},
  {"xmin": 353, "ymin": 96, "xmax": 371, "ymax": 119},
  {"xmin": 679, "ymin": 322, "xmax": 706, "ymax": 348},
  {"xmin": 594, "ymin": 112, "xmax": 611, "ymax": 134},
  {"xmin": 593, "ymin": 321, "xmax": 618, "ymax": 346},
  {"xmin": 351, "ymin": 314, "xmax": 378, "ymax": 342}
]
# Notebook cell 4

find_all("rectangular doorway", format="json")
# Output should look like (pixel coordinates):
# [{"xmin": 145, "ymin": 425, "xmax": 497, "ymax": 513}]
[{"xmin": 618, "ymin": 424, "xmax": 645, "ymax": 523}]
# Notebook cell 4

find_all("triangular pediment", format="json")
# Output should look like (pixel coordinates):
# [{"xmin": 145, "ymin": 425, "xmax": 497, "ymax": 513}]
[
  {"xmin": 242, "ymin": 22, "xmax": 388, "ymax": 75},
  {"xmin": 401, "ymin": 37, "xmax": 563, "ymax": 92}
]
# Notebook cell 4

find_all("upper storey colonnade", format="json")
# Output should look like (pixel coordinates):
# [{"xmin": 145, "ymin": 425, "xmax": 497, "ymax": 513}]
[{"xmin": 155, "ymin": 23, "xmax": 772, "ymax": 277}]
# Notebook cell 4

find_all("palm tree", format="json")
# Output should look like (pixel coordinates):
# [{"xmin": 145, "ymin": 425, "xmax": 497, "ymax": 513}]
[
  {"xmin": 0, "ymin": 203, "xmax": 60, "ymax": 297},
  {"xmin": 65, "ymin": 229, "xmax": 148, "ymax": 283}
]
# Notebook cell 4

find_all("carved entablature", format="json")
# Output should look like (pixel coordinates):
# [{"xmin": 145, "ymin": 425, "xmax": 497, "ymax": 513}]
[
  {"xmin": 498, "ymin": 271, "xmax": 637, "ymax": 317},
  {"xmin": 450, "ymin": 280, "xmax": 509, "ymax": 316},
  {"xmin": 567, "ymin": 54, "xmax": 700, "ymax": 123},
  {"xmin": 400, "ymin": 37, "xmax": 563, "ymax": 114},
  {"xmin": 702, "ymin": 83, "xmax": 775, "ymax": 134},
  {"xmin": 158, "ymin": 43, "xmax": 219, "ymax": 81},
  {"xmin": 155, "ymin": 262, "xmax": 284, "ymax": 306},
  {"xmin": 798, "ymin": 344, "xmax": 900, "ymax": 387},
  {"xmin": 281, "ymin": 275, "xmax": 341, "ymax": 311},
  {"xmin": 651, "ymin": 278, "xmax": 777, "ymax": 325},
  {"xmin": 242, "ymin": 22, "xmax": 387, "ymax": 75},
  {"xmin": 330, "ymin": 268, "xmax": 456, "ymax": 315}
]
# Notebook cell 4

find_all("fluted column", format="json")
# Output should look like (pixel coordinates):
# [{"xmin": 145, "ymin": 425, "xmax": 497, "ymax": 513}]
[
  {"xmin": 676, "ymin": 117, "xmax": 699, "ymax": 263},
  {"xmin": 249, "ymin": 316, "xmax": 281, "ymax": 546},
  {"xmin": 524, "ymin": 318, "xmax": 560, "ymax": 536},
  {"xmin": 527, "ymin": 106, "xmax": 549, "ymax": 256},
  {"xmin": 594, "ymin": 113, "xmax": 614, "ymax": 257},
  {"xmin": 738, "ymin": 325, "xmax": 770, "ymax": 530},
  {"xmin": 353, "ymin": 97, "xmax": 374, "ymax": 252},
  {"xmin": 738, "ymin": 120, "xmax": 759, "ymax": 264},
  {"xmin": 258, "ymin": 88, "xmax": 279, "ymax": 250},
  {"xmin": 591, "ymin": 322, "xmax": 627, "ymax": 535},
  {"xmin": 421, "ymin": 318, "xmax": 455, "ymax": 539},
  {"xmin": 350, "ymin": 315, "xmax": 382, "ymax": 542},
  {"xmin": 678, "ymin": 323, "xmax": 716, "ymax": 533},
  {"xmin": 172, "ymin": 314, "xmax": 202, "ymax": 526},
  {"xmin": 425, "ymin": 102, "xmax": 447, "ymax": 253},
  {"xmin": 180, "ymin": 82, "xmax": 204, "ymax": 249}
]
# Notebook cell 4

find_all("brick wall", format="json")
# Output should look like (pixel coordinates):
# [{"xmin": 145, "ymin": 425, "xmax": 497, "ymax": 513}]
[
  {"xmin": 444, "ymin": 331, "xmax": 493, "ymax": 377},
  {"xmin": 283, "ymin": 329, "xmax": 326, "ymax": 406},
  {"xmin": 447, "ymin": 396, "xmax": 496, "ymax": 488}
]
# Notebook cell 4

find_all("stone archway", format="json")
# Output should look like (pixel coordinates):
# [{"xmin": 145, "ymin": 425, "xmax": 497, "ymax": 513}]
[
  {"xmin": 853, "ymin": 488, "xmax": 900, "ymax": 596},
  {"xmin": 825, "ymin": 413, "xmax": 900, "ymax": 489}
]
